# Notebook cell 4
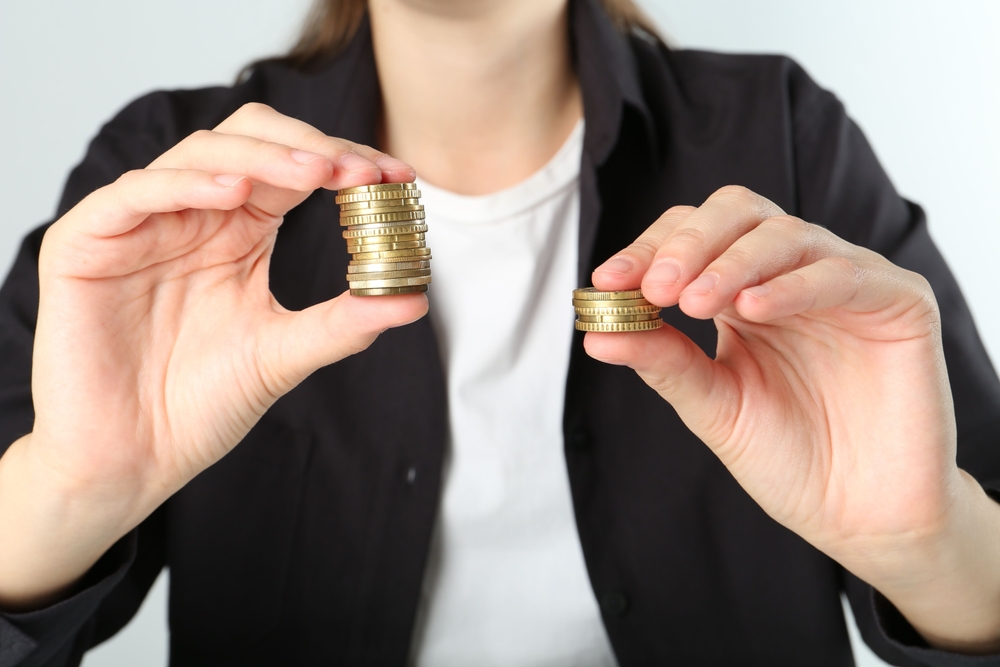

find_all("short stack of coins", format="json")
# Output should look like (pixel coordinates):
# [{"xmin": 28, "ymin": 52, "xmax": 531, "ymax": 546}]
[
  {"xmin": 572, "ymin": 288, "xmax": 663, "ymax": 331},
  {"xmin": 335, "ymin": 182, "xmax": 432, "ymax": 296}
]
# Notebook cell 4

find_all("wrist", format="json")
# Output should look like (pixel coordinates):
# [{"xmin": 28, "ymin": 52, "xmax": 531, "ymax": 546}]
[
  {"xmin": 850, "ymin": 471, "xmax": 1000, "ymax": 653},
  {"xmin": 0, "ymin": 434, "xmax": 140, "ymax": 610}
]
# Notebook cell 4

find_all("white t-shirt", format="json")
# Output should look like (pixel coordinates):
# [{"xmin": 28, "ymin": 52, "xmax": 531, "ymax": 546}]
[{"xmin": 410, "ymin": 121, "xmax": 617, "ymax": 666}]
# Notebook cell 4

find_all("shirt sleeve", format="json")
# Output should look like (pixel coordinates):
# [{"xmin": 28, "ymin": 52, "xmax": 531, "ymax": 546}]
[
  {"xmin": 0, "ymin": 233, "xmax": 168, "ymax": 667},
  {"xmin": 0, "ymin": 81, "xmax": 251, "ymax": 666},
  {"xmin": 0, "ymin": 533, "xmax": 138, "ymax": 667},
  {"xmin": 785, "ymin": 57, "xmax": 1000, "ymax": 666}
]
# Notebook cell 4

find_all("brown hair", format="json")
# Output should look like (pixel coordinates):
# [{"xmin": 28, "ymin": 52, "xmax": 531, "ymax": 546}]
[{"xmin": 274, "ymin": 0, "xmax": 662, "ymax": 72}]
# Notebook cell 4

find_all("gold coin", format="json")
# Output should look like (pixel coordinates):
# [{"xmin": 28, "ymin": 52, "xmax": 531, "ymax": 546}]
[
  {"xmin": 336, "ymin": 189, "xmax": 424, "ymax": 204},
  {"xmin": 349, "ymin": 253, "xmax": 433, "ymax": 265},
  {"xmin": 572, "ymin": 298, "xmax": 653, "ymax": 309},
  {"xmin": 573, "ymin": 304, "xmax": 661, "ymax": 316},
  {"xmin": 341, "ymin": 205, "xmax": 424, "ymax": 219},
  {"xmin": 348, "ymin": 276, "xmax": 433, "ymax": 289},
  {"xmin": 575, "ymin": 313, "xmax": 662, "ymax": 323},
  {"xmin": 341, "ymin": 223, "xmax": 428, "ymax": 237},
  {"xmin": 348, "ymin": 260, "xmax": 431, "ymax": 273},
  {"xmin": 345, "ymin": 268, "xmax": 432, "ymax": 281},
  {"xmin": 575, "ymin": 320, "xmax": 663, "ymax": 332},
  {"xmin": 350, "ymin": 285, "xmax": 428, "ymax": 296},
  {"xmin": 573, "ymin": 287, "xmax": 645, "ymax": 301},
  {"xmin": 344, "ymin": 219, "xmax": 427, "ymax": 236},
  {"xmin": 346, "ymin": 236, "xmax": 426, "ymax": 249},
  {"xmin": 337, "ymin": 183, "xmax": 418, "ymax": 196},
  {"xmin": 351, "ymin": 247, "xmax": 433, "ymax": 260},
  {"xmin": 347, "ymin": 240, "xmax": 426, "ymax": 252},
  {"xmin": 339, "ymin": 198, "xmax": 422, "ymax": 211},
  {"xmin": 340, "ymin": 205, "xmax": 423, "ymax": 217},
  {"xmin": 347, "ymin": 241, "xmax": 426, "ymax": 253},
  {"xmin": 345, "ymin": 232, "xmax": 426, "ymax": 245},
  {"xmin": 340, "ymin": 211, "xmax": 426, "ymax": 226}
]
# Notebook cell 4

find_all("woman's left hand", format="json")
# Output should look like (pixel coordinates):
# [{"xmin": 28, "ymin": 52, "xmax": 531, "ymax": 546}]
[{"xmin": 586, "ymin": 185, "xmax": 1000, "ymax": 653}]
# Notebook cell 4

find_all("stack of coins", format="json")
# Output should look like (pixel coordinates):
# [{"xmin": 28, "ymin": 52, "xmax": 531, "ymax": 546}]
[
  {"xmin": 572, "ymin": 288, "xmax": 663, "ymax": 331},
  {"xmin": 335, "ymin": 182, "xmax": 432, "ymax": 296}
]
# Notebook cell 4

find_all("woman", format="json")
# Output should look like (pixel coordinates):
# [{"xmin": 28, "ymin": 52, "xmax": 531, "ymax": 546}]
[{"xmin": 1, "ymin": 0, "xmax": 999, "ymax": 664}]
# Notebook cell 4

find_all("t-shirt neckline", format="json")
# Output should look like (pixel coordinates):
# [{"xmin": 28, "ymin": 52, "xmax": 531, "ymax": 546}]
[{"xmin": 416, "ymin": 119, "xmax": 584, "ymax": 224}]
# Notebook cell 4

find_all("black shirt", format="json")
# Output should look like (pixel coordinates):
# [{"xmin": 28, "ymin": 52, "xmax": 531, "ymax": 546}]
[{"xmin": 2, "ymin": 0, "xmax": 1000, "ymax": 665}]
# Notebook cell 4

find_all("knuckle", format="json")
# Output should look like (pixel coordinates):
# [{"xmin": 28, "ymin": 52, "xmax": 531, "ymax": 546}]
[
  {"xmin": 824, "ymin": 255, "xmax": 856, "ymax": 272},
  {"xmin": 189, "ymin": 128, "xmax": 214, "ymax": 142},
  {"xmin": 667, "ymin": 226, "xmax": 709, "ymax": 249},
  {"xmin": 108, "ymin": 171, "xmax": 146, "ymax": 217},
  {"xmin": 763, "ymin": 214, "xmax": 808, "ymax": 235},
  {"xmin": 304, "ymin": 133, "xmax": 342, "ymax": 156},
  {"xmin": 344, "ymin": 334, "xmax": 378, "ymax": 358},
  {"xmin": 113, "ymin": 169, "xmax": 145, "ymax": 194},
  {"xmin": 328, "ymin": 318, "xmax": 379, "ymax": 358},
  {"xmin": 712, "ymin": 184, "xmax": 784, "ymax": 218},
  {"xmin": 908, "ymin": 270, "xmax": 933, "ymax": 294},
  {"xmin": 302, "ymin": 127, "xmax": 334, "ymax": 155},
  {"xmin": 822, "ymin": 255, "xmax": 860, "ymax": 283},
  {"xmin": 181, "ymin": 129, "xmax": 215, "ymax": 149},
  {"xmin": 716, "ymin": 246, "xmax": 757, "ymax": 272},
  {"xmin": 343, "ymin": 139, "xmax": 372, "ymax": 154},
  {"xmin": 914, "ymin": 278, "xmax": 941, "ymax": 320},
  {"xmin": 712, "ymin": 184, "xmax": 755, "ymax": 207},
  {"xmin": 641, "ymin": 370, "xmax": 679, "ymax": 397},
  {"xmin": 899, "ymin": 267, "xmax": 937, "ymax": 305},
  {"xmin": 639, "ymin": 346, "xmax": 698, "ymax": 397},
  {"xmin": 661, "ymin": 204, "xmax": 696, "ymax": 219},
  {"xmin": 784, "ymin": 269, "xmax": 811, "ymax": 292},
  {"xmin": 629, "ymin": 237, "xmax": 662, "ymax": 257},
  {"xmin": 714, "ymin": 184, "xmax": 753, "ymax": 199},
  {"xmin": 710, "ymin": 248, "xmax": 763, "ymax": 286},
  {"xmin": 632, "ymin": 206, "xmax": 697, "ymax": 252},
  {"xmin": 812, "ymin": 224, "xmax": 860, "ymax": 259},
  {"xmin": 233, "ymin": 101, "xmax": 273, "ymax": 120}
]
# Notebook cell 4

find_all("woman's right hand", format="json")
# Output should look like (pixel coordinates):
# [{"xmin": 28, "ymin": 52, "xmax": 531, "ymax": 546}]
[{"xmin": 0, "ymin": 103, "xmax": 427, "ymax": 610}]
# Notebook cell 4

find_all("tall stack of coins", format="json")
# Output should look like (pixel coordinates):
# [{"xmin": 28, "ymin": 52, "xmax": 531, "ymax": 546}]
[
  {"xmin": 572, "ymin": 288, "xmax": 663, "ymax": 331},
  {"xmin": 335, "ymin": 182, "xmax": 432, "ymax": 296}
]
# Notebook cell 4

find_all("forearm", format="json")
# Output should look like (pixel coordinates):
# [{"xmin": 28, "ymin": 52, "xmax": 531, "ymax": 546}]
[
  {"xmin": 0, "ymin": 434, "xmax": 138, "ymax": 612},
  {"xmin": 854, "ymin": 471, "xmax": 1000, "ymax": 653}
]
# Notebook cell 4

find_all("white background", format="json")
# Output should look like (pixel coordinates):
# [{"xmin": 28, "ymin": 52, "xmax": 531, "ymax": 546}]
[{"xmin": 1, "ymin": 1, "xmax": 997, "ymax": 665}]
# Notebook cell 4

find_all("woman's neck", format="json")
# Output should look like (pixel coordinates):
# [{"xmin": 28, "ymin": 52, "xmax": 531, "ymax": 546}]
[{"xmin": 369, "ymin": 0, "xmax": 582, "ymax": 195}]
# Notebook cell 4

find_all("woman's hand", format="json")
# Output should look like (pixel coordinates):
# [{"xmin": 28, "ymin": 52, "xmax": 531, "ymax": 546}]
[
  {"xmin": 586, "ymin": 185, "xmax": 1000, "ymax": 652},
  {"xmin": 0, "ymin": 103, "xmax": 427, "ymax": 609}
]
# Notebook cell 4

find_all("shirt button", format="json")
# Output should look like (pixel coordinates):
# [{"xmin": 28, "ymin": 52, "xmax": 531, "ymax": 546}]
[
  {"xmin": 569, "ymin": 428, "xmax": 591, "ymax": 452},
  {"xmin": 601, "ymin": 591, "xmax": 630, "ymax": 617}
]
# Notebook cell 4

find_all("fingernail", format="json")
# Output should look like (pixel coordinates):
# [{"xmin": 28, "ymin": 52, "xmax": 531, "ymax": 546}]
[
  {"xmin": 375, "ymin": 155, "xmax": 413, "ymax": 173},
  {"xmin": 743, "ymin": 284, "xmax": 772, "ymax": 299},
  {"xmin": 291, "ymin": 149, "xmax": 327, "ymax": 165},
  {"xmin": 339, "ymin": 152, "xmax": 377, "ymax": 173},
  {"xmin": 681, "ymin": 272, "xmax": 719, "ymax": 295},
  {"xmin": 644, "ymin": 259, "xmax": 681, "ymax": 286},
  {"xmin": 595, "ymin": 256, "xmax": 633, "ymax": 275},
  {"xmin": 214, "ymin": 174, "xmax": 246, "ymax": 187}
]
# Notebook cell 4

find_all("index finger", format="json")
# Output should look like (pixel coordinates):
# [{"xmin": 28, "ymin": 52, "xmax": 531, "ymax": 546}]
[
  {"xmin": 594, "ymin": 186, "xmax": 783, "ymax": 306},
  {"xmin": 591, "ymin": 205, "xmax": 696, "ymax": 291},
  {"xmin": 213, "ymin": 102, "xmax": 416, "ymax": 187}
]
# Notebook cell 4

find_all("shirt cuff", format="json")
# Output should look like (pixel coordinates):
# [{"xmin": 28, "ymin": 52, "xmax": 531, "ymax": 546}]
[
  {"xmin": 861, "ymin": 480, "xmax": 1000, "ymax": 666},
  {"xmin": 0, "ymin": 531, "xmax": 137, "ymax": 667},
  {"xmin": 864, "ymin": 587, "xmax": 1000, "ymax": 666}
]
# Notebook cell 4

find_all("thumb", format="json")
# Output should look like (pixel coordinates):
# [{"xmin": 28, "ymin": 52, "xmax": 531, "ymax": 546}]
[
  {"xmin": 257, "ymin": 292, "xmax": 429, "ymax": 393},
  {"xmin": 583, "ymin": 324, "xmax": 740, "ymax": 447}
]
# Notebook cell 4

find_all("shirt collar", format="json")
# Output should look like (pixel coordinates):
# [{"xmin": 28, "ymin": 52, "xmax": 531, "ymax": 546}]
[
  {"xmin": 263, "ymin": 0, "xmax": 655, "ymax": 171},
  {"xmin": 570, "ymin": 0, "xmax": 655, "ymax": 168}
]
